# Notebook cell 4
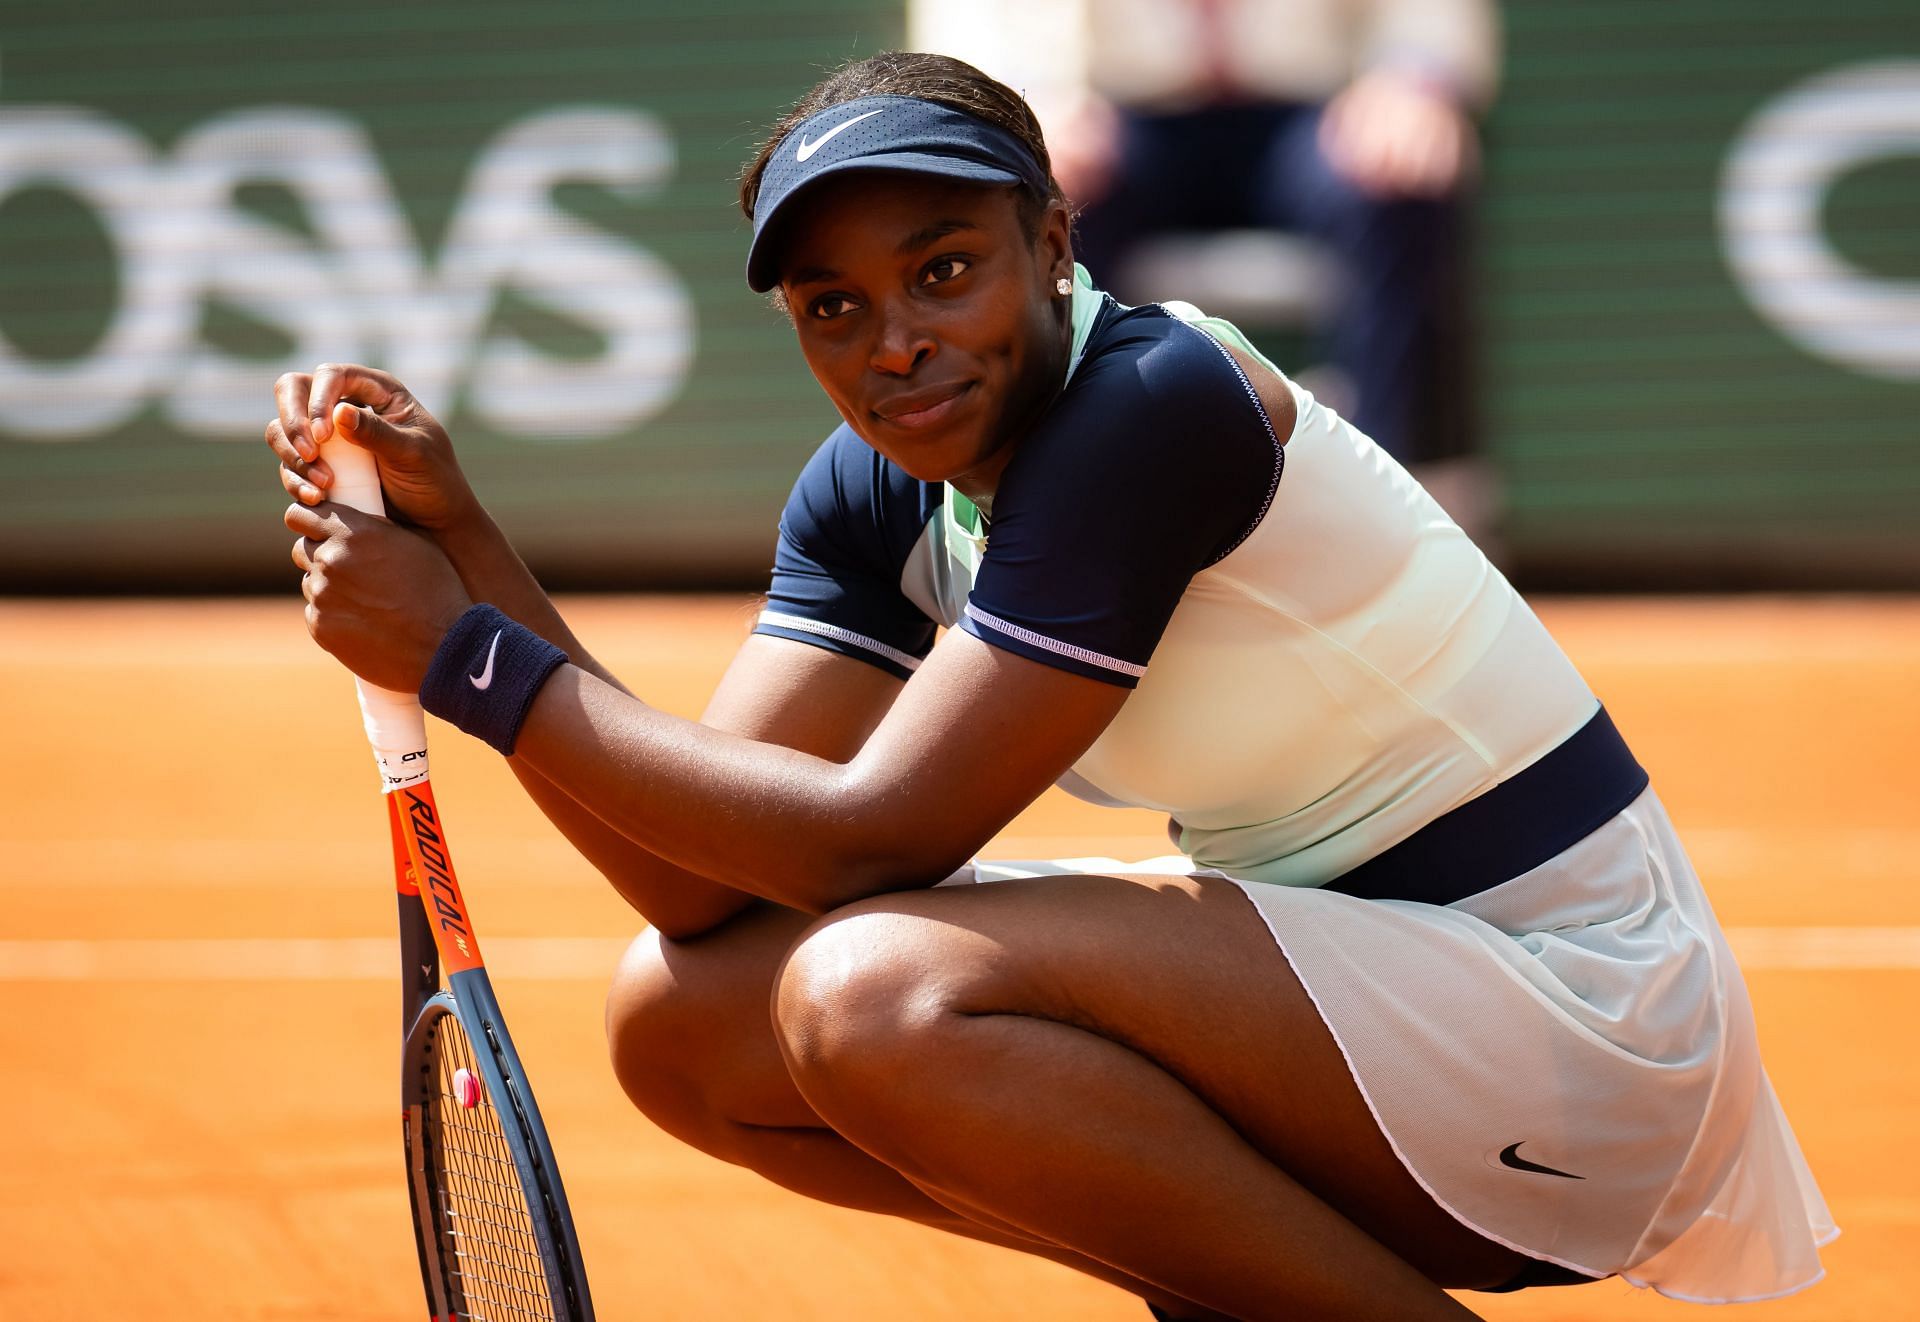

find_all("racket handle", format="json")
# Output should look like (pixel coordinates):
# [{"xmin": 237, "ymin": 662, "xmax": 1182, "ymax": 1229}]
[
  {"xmin": 320, "ymin": 427, "xmax": 386, "ymax": 516},
  {"xmin": 318, "ymin": 435, "xmax": 431, "ymax": 792}
]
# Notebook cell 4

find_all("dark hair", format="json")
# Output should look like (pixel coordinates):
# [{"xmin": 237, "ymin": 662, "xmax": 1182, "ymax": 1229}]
[{"xmin": 739, "ymin": 51, "xmax": 1069, "ymax": 243}]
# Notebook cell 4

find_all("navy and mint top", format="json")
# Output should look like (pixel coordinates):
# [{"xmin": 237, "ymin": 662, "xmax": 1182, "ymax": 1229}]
[
  {"xmin": 757, "ymin": 287, "xmax": 1284, "ymax": 687},
  {"xmin": 750, "ymin": 266, "xmax": 1609, "ymax": 893}
]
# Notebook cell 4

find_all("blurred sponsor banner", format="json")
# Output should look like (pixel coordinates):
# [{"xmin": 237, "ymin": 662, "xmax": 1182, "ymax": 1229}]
[
  {"xmin": 3, "ymin": 2, "xmax": 1915, "ymax": 590},
  {"xmin": 0, "ymin": 0, "xmax": 898, "ymax": 588},
  {"xmin": 1485, "ymin": 2, "xmax": 1920, "ymax": 584}
]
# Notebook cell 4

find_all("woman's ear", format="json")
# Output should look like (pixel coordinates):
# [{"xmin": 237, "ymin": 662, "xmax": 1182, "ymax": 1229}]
[{"xmin": 1038, "ymin": 199, "xmax": 1075, "ymax": 288}]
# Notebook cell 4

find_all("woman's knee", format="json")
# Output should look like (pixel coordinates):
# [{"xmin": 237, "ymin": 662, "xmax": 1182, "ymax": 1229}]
[
  {"xmin": 604, "ymin": 928, "xmax": 715, "ymax": 1132},
  {"xmin": 772, "ymin": 897, "xmax": 972, "ymax": 1122},
  {"xmin": 606, "ymin": 904, "xmax": 824, "ymax": 1144}
]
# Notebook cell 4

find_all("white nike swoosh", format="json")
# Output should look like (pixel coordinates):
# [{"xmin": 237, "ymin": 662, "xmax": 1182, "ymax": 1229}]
[
  {"xmin": 469, "ymin": 629, "xmax": 502, "ymax": 690},
  {"xmin": 796, "ymin": 108, "xmax": 886, "ymax": 162}
]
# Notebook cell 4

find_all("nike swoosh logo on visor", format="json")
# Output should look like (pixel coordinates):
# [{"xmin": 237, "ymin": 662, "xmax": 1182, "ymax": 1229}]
[
  {"xmin": 469, "ymin": 630, "xmax": 502, "ymax": 690},
  {"xmin": 795, "ymin": 108, "xmax": 886, "ymax": 162}
]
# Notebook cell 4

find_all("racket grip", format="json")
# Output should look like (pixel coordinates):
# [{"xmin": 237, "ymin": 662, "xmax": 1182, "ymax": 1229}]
[
  {"xmin": 320, "ymin": 429, "xmax": 385, "ymax": 517},
  {"xmin": 318, "ymin": 435, "xmax": 431, "ymax": 792}
]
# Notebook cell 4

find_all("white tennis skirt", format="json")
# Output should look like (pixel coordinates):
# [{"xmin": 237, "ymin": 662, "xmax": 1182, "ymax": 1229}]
[{"xmin": 964, "ymin": 788, "xmax": 1835, "ymax": 1303}]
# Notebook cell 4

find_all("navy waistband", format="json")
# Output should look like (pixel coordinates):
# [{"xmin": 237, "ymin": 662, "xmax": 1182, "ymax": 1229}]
[{"xmin": 1322, "ymin": 707, "xmax": 1649, "ymax": 907}]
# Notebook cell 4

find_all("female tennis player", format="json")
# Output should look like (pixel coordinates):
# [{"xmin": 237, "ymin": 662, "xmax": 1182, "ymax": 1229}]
[{"xmin": 268, "ymin": 52, "xmax": 1833, "ymax": 1320}]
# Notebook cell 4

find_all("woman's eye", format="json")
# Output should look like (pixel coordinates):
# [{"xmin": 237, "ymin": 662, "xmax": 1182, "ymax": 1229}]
[
  {"xmin": 808, "ymin": 294, "xmax": 856, "ymax": 320},
  {"xmin": 922, "ymin": 256, "xmax": 971, "ymax": 285}
]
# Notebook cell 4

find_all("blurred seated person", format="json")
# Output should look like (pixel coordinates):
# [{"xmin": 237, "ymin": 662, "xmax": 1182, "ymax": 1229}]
[{"xmin": 913, "ymin": 0, "xmax": 1499, "ymax": 491}]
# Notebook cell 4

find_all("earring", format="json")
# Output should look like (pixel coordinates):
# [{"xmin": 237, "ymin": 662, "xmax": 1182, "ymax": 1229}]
[{"xmin": 1055, "ymin": 277, "xmax": 1072, "ymax": 296}]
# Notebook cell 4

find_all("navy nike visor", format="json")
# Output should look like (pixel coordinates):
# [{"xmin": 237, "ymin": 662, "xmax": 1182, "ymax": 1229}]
[{"xmin": 746, "ymin": 94, "xmax": 1051, "ymax": 292}]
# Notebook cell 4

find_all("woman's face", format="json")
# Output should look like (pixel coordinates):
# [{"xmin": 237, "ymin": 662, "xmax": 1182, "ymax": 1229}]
[{"xmin": 776, "ymin": 173, "xmax": 1073, "ymax": 493}]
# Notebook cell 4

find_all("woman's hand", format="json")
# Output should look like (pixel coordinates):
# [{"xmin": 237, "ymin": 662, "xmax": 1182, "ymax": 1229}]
[
  {"xmin": 266, "ymin": 363, "xmax": 480, "ymax": 533},
  {"xmin": 287, "ymin": 500, "xmax": 474, "ymax": 692}
]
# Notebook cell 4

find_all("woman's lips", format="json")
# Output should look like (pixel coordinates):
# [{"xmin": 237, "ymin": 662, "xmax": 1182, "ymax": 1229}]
[{"xmin": 873, "ymin": 382, "xmax": 973, "ymax": 429}]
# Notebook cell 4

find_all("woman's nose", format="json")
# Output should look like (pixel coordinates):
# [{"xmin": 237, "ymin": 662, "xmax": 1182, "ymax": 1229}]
[{"xmin": 868, "ymin": 303, "xmax": 936, "ymax": 376}]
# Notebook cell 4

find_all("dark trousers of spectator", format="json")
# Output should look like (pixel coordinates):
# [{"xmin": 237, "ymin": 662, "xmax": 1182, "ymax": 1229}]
[{"xmin": 1072, "ymin": 103, "xmax": 1476, "ymax": 468}]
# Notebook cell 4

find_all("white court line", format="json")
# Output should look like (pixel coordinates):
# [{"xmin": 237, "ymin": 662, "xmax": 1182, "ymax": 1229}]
[
  {"xmin": 1726, "ymin": 927, "xmax": 1920, "ymax": 970},
  {"xmin": 0, "ymin": 929, "xmax": 1916, "ymax": 981},
  {"xmin": 0, "ymin": 937, "xmax": 634, "ymax": 981},
  {"xmin": 5, "ymin": 827, "xmax": 1914, "ymax": 880}
]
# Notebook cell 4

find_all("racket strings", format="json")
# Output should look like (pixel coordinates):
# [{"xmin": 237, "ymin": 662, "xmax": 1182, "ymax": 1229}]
[{"xmin": 424, "ymin": 1018, "xmax": 558, "ymax": 1321}]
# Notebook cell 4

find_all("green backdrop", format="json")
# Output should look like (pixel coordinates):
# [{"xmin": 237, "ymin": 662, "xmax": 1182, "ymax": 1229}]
[
  {"xmin": 0, "ymin": 0, "xmax": 1915, "ymax": 589},
  {"xmin": 1481, "ymin": 1, "xmax": 1920, "ymax": 584},
  {"xmin": 0, "ymin": 0, "xmax": 900, "ymax": 588}
]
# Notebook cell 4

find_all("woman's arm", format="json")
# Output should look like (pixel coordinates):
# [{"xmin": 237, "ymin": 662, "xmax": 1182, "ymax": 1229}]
[
  {"xmin": 287, "ymin": 490, "xmax": 1098, "ymax": 919},
  {"xmin": 378, "ymin": 500, "xmax": 769, "ymax": 935},
  {"xmin": 275, "ymin": 367, "xmax": 1129, "ymax": 918},
  {"xmin": 268, "ymin": 363, "xmax": 909, "ymax": 934},
  {"xmin": 510, "ymin": 625, "xmax": 1129, "ymax": 914},
  {"xmin": 431, "ymin": 508, "xmax": 626, "ymax": 691},
  {"xmin": 508, "ymin": 633, "xmax": 904, "ymax": 938}
]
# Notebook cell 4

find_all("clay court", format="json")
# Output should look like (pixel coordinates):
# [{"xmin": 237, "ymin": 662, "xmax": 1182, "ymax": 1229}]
[{"xmin": 3, "ymin": 593, "xmax": 1914, "ymax": 1319}]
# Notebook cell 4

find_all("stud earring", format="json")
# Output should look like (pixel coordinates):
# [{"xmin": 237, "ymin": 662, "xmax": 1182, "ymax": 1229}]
[{"xmin": 1055, "ymin": 277, "xmax": 1072, "ymax": 296}]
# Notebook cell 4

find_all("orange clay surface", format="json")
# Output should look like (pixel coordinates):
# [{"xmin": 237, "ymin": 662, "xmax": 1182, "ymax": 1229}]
[{"xmin": 2, "ymin": 594, "xmax": 1916, "ymax": 1321}]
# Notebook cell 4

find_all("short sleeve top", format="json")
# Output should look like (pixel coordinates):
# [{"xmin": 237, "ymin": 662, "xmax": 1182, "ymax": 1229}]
[
  {"xmin": 751, "ymin": 270, "xmax": 1599, "ymax": 889},
  {"xmin": 755, "ymin": 290, "xmax": 1284, "ymax": 687}
]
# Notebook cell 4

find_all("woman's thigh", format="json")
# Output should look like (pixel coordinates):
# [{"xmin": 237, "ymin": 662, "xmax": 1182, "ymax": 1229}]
[{"xmin": 778, "ymin": 872, "xmax": 1528, "ymax": 1288}]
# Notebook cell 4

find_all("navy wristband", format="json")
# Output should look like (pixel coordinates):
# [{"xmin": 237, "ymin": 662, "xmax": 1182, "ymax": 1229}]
[{"xmin": 419, "ymin": 604, "xmax": 568, "ymax": 756}]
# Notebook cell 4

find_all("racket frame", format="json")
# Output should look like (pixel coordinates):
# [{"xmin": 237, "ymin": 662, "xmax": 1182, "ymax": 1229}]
[
  {"xmin": 318, "ymin": 435, "xmax": 592, "ymax": 1321},
  {"xmin": 390, "ymin": 778, "xmax": 594, "ymax": 1322}
]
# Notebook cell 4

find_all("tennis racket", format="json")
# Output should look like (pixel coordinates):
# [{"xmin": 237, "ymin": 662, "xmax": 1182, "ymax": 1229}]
[{"xmin": 320, "ymin": 436, "xmax": 594, "ymax": 1322}]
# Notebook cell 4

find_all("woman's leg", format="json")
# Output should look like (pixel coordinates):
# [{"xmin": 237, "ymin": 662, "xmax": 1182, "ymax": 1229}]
[
  {"xmin": 772, "ymin": 874, "xmax": 1529, "ymax": 1321},
  {"xmin": 606, "ymin": 900, "xmax": 1236, "ymax": 1320}
]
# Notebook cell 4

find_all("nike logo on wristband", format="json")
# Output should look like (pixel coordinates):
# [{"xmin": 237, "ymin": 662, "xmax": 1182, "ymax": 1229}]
[
  {"xmin": 469, "ymin": 630, "xmax": 502, "ymax": 690},
  {"xmin": 795, "ymin": 108, "xmax": 885, "ymax": 161}
]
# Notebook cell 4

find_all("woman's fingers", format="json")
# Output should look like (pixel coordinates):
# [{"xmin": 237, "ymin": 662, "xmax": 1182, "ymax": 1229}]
[
  {"xmin": 266, "ymin": 420, "xmax": 313, "ymax": 484},
  {"xmin": 270, "ymin": 362, "xmax": 468, "ymax": 538},
  {"xmin": 271, "ymin": 418, "xmax": 334, "ymax": 501},
  {"xmin": 308, "ymin": 362, "xmax": 403, "ymax": 446},
  {"xmin": 273, "ymin": 371, "xmax": 316, "ymax": 460},
  {"xmin": 289, "ymin": 511, "xmax": 339, "ymax": 610},
  {"xmin": 284, "ymin": 500, "xmax": 339, "ymax": 539},
  {"xmin": 272, "ymin": 360, "xmax": 407, "ymax": 458},
  {"xmin": 281, "ymin": 462, "xmax": 324, "ymax": 505},
  {"xmin": 291, "ymin": 534, "xmax": 329, "ymax": 615},
  {"xmin": 265, "ymin": 418, "xmax": 300, "ymax": 470},
  {"xmin": 328, "ymin": 399, "xmax": 413, "ymax": 459},
  {"xmin": 290, "ymin": 534, "xmax": 324, "ymax": 572}
]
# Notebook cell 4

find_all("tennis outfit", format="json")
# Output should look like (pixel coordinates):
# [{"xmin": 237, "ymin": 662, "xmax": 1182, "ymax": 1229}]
[{"xmin": 752, "ymin": 266, "xmax": 1833, "ymax": 1301}]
